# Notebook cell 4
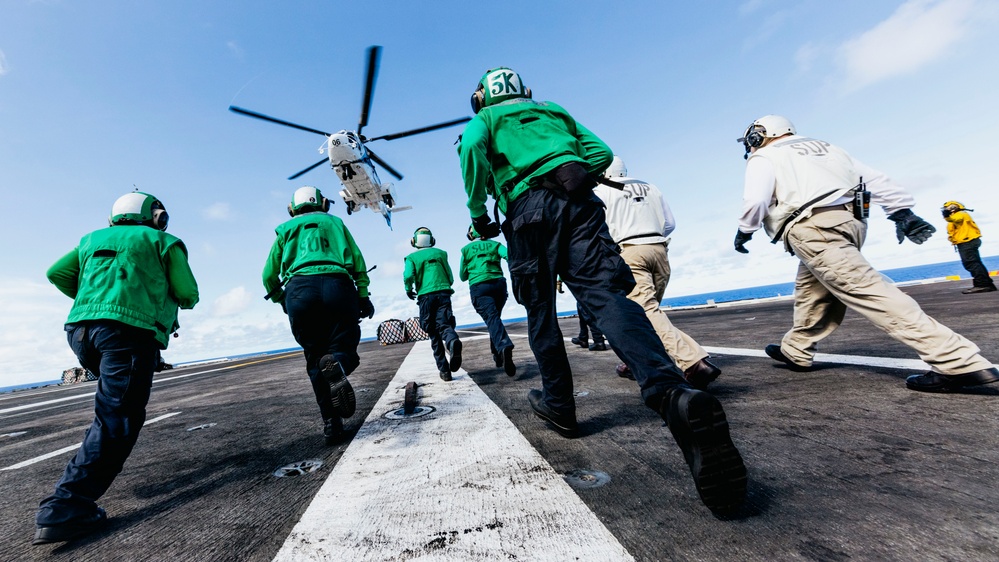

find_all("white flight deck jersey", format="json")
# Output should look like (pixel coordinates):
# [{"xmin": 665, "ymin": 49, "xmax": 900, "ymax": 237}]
[
  {"xmin": 739, "ymin": 137, "xmax": 917, "ymax": 246},
  {"xmin": 748, "ymin": 135, "xmax": 859, "ymax": 241},
  {"xmin": 594, "ymin": 178, "xmax": 675, "ymax": 246}
]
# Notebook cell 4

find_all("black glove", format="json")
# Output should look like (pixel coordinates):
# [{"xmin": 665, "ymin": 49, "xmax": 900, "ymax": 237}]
[
  {"xmin": 406, "ymin": 289, "xmax": 417, "ymax": 301},
  {"xmin": 734, "ymin": 230, "xmax": 753, "ymax": 254},
  {"xmin": 358, "ymin": 297, "xmax": 375, "ymax": 319},
  {"xmin": 471, "ymin": 213, "xmax": 501, "ymax": 240},
  {"xmin": 888, "ymin": 208, "xmax": 936, "ymax": 244}
]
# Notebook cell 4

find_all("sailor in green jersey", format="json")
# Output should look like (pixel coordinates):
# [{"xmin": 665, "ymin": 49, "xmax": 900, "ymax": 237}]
[
  {"xmin": 460, "ymin": 225, "xmax": 516, "ymax": 377},
  {"xmin": 459, "ymin": 67, "xmax": 747, "ymax": 515},
  {"xmin": 404, "ymin": 227, "xmax": 463, "ymax": 381},
  {"xmin": 35, "ymin": 192, "xmax": 199, "ymax": 546},
  {"xmin": 263, "ymin": 186, "xmax": 375, "ymax": 445}
]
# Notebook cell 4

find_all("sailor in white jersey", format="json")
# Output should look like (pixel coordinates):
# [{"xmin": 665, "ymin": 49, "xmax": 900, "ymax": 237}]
[
  {"xmin": 733, "ymin": 115, "xmax": 999, "ymax": 393},
  {"xmin": 594, "ymin": 156, "xmax": 721, "ymax": 390}
]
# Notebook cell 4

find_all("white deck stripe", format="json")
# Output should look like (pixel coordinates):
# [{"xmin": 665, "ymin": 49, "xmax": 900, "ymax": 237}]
[
  {"xmin": 0, "ymin": 354, "xmax": 297, "ymax": 416},
  {"xmin": 0, "ymin": 412, "xmax": 181, "ymax": 471},
  {"xmin": 273, "ymin": 341, "xmax": 634, "ymax": 562},
  {"xmin": 703, "ymin": 346, "xmax": 998, "ymax": 371}
]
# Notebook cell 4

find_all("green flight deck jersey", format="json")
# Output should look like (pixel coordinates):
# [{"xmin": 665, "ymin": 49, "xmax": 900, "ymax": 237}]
[
  {"xmin": 459, "ymin": 240, "xmax": 507, "ymax": 286},
  {"xmin": 404, "ymin": 247, "xmax": 454, "ymax": 296},
  {"xmin": 459, "ymin": 98, "xmax": 613, "ymax": 219},
  {"xmin": 46, "ymin": 225, "xmax": 199, "ymax": 348},
  {"xmin": 263, "ymin": 211, "xmax": 370, "ymax": 302}
]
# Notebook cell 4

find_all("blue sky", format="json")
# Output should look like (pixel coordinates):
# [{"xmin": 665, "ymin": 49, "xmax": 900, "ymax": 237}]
[{"xmin": 2, "ymin": 0, "xmax": 998, "ymax": 387}]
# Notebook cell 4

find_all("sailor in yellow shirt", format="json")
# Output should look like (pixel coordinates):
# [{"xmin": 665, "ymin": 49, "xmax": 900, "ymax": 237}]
[{"xmin": 942, "ymin": 201, "xmax": 996, "ymax": 294}]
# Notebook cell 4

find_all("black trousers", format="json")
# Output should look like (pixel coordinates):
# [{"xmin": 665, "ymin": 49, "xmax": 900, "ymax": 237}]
[
  {"xmin": 502, "ymin": 167, "xmax": 687, "ymax": 415},
  {"xmin": 957, "ymin": 238, "xmax": 995, "ymax": 288},
  {"xmin": 469, "ymin": 278, "xmax": 514, "ymax": 357},
  {"xmin": 37, "ymin": 321, "xmax": 158, "ymax": 526},
  {"xmin": 418, "ymin": 291, "xmax": 460, "ymax": 373},
  {"xmin": 285, "ymin": 274, "xmax": 361, "ymax": 421}
]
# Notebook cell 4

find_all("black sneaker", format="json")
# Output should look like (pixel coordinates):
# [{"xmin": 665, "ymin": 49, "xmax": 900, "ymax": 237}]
[
  {"xmin": 570, "ymin": 337, "xmax": 588, "ymax": 348},
  {"xmin": 962, "ymin": 285, "xmax": 997, "ymax": 294},
  {"xmin": 764, "ymin": 344, "xmax": 813, "ymax": 372},
  {"xmin": 323, "ymin": 417, "xmax": 344, "ymax": 445},
  {"xmin": 503, "ymin": 347, "xmax": 516, "ymax": 377},
  {"xmin": 439, "ymin": 370, "xmax": 452, "ymax": 382},
  {"xmin": 527, "ymin": 389, "xmax": 578, "ymax": 438},
  {"xmin": 33, "ymin": 508, "xmax": 108, "ymax": 545},
  {"xmin": 447, "ymin": 339, "xmax": 463, "ymax": 372},
  {"xmin": 320, "ymin": 355, "xmax": 356, "ymax": 418},
  {"xmin": 659, "ymin": 387, "xmax": 747, "ymax": 515}
]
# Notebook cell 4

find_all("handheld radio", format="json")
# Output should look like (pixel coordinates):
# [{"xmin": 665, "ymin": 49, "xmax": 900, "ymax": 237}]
[{"xmin": 853, "ymin": 177, "xmax": 870, "ymax": 220}]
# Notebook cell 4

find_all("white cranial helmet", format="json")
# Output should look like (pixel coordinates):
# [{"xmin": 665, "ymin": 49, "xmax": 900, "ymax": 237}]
[
  {"xmin": 603, "ymin": 155, "xmax": 627, "ymax": 178},
  {"xmin": 739, "ymin": 115, "xmax": 796, "ymax": 159}
]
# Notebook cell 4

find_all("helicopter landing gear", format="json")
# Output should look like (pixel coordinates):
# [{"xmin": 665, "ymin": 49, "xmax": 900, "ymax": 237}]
[
  {"xmin": 345, "ymin": 201, "xmax": 356, "ymax": 215},
  {"xmin": 382, "ymin": 194, "xmax": 395, "ymax": 208}
]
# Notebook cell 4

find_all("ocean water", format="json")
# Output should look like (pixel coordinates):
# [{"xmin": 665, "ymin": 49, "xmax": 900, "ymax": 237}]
[{"xmin": 662, "ymin": 255, "xmax": 999, "ymax": 308}]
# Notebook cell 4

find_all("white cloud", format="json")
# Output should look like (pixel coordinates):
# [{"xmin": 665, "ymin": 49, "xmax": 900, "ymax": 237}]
[
  {"xmin": 0, "ymin": 50, "xmax": 8, "ymax": 76},
  {"xmin": 202, "ymin": 202, "xmax": 232, "ymax": 221},
  {"xmin": 212, "ymin": 286, "xmax": 253, "ymax": 316},
  {"xmin": 226, "ymin": 41, "xmax": 244, "ymax": 59},
  {"xmin": 837, "ymin": 0, "xmax": 975, "ymax": 92},
  {"xmin": 0, "ymin": 277, "xmax": 78, "ymax": 388}
]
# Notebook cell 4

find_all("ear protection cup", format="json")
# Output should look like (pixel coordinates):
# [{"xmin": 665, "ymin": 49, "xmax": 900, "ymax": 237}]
[
  {"xmin": 287, "ymin": 203, "xmax": 295, "ymax": 217},
  {"xmin": 471, "ymin": 84, "xmax": 485, "ymax": 114},
  {"xmin": 150, "ymin": 201, "xmax": 169, "ymax": 231},
  {"xmin": 524, "ymin": 87, "xmax": 532, "ymax": 99},
  {"xmin": 151, "ymin": 208, "xmax": 169, "ymax": 231},
  {"xmin": 746, "ymin": 129, "xmax": 765, "ymax": 148}
]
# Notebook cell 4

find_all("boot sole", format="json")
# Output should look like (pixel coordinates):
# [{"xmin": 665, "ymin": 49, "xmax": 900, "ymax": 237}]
[
  {"xmin": 671, "ymin": 391, "xmax": 747, "ymax": 514},
  {"xmin": 322, "ymin": 361, "xmax": 356, "ymax": 419}
]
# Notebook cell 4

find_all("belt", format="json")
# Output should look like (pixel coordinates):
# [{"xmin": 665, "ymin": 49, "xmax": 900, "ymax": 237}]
[{"xmin": 811, "ymin": 204, "xmax": 851, "ymax": 214}]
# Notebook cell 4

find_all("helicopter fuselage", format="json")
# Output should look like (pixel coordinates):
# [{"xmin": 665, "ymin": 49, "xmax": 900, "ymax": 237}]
[{"xmin": 324, "ymin": 131, "xmax": 397, "ymax": 223}]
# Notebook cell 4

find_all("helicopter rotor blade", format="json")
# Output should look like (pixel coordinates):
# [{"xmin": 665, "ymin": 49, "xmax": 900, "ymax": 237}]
[
  {"xmin": 366, "ymin": 148, "xmax": 403, "ymax": 180},
  {"xmin": 288, "ymin": 158, "xmax": 329, "ymax": 180},
  {"xmin": 365, "ymin": 117, "xmax": 472, "ymax": 142},
  {"xmin": 357, "ymin": 46, "xmax": 382, "ymax": 137},
  {"xmin": 229, "ymin": 106, "xmax": 332, "ymax": 137}
]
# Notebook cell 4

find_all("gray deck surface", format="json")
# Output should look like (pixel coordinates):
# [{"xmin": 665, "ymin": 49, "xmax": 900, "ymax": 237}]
[{"xmin": 1, "ymin": 279, "xmax": 997, "ymax": 561}]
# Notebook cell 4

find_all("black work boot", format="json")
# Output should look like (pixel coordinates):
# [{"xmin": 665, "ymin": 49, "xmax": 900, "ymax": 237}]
[
  {"xmin": 658, "ymin": 386, "xmax": 747, "ymax": 515},
  {"xmin": 588, "ymin": 340, "xmax": 608, "ymax": 351},
  {"xmin": 447, "ymin": 339, "xmax": 463, "ymax": 372},
  {"xmin": 764, "ymin": 344, "xmax": 813, "ymax": 372},
  {"xmin": 570, "ymin": 337, "xmax": 588, "ymax": 348},
  {"xmin": 503, "ymin": 347, "xmax": 516, "ymax": 377},
  {"xmin": 439, "ymin": 370, "xmax": 452, "ymax": 382},
  {"xmin": 684, "ymin": 358, "xmax": 722, "ymax": 390},
  {"xmin": 528, "ymin": 389, "xmax": 578, "ymax": 438},
  {"xmin": 323, "ymin": 416, "xmax": 344, "ymax": 445},
  {"xmin": 320, "ymin": 355, "xmax": 356, "ymax": 419},
  {"xmin": 33, "ymin": 507, "xmax": 108, "ymax": 545},
  {"xmin": 906, "ymin": 367, "xmax": 999, "ymax": 392}
]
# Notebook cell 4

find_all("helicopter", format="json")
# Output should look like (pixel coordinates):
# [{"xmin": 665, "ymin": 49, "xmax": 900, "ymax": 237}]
[{"xmin": 229, "ymin": 46, "xmax": 471, "ymax": 229}]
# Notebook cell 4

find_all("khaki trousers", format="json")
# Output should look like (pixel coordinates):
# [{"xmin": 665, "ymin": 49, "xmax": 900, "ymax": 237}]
[
  {"xmin": 620, "ymin": 243, "xmax": 707, "ymax": 371},
  {"xmin": 782, "ymin": 210, "xmax": 992, "ymax": 374}
]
